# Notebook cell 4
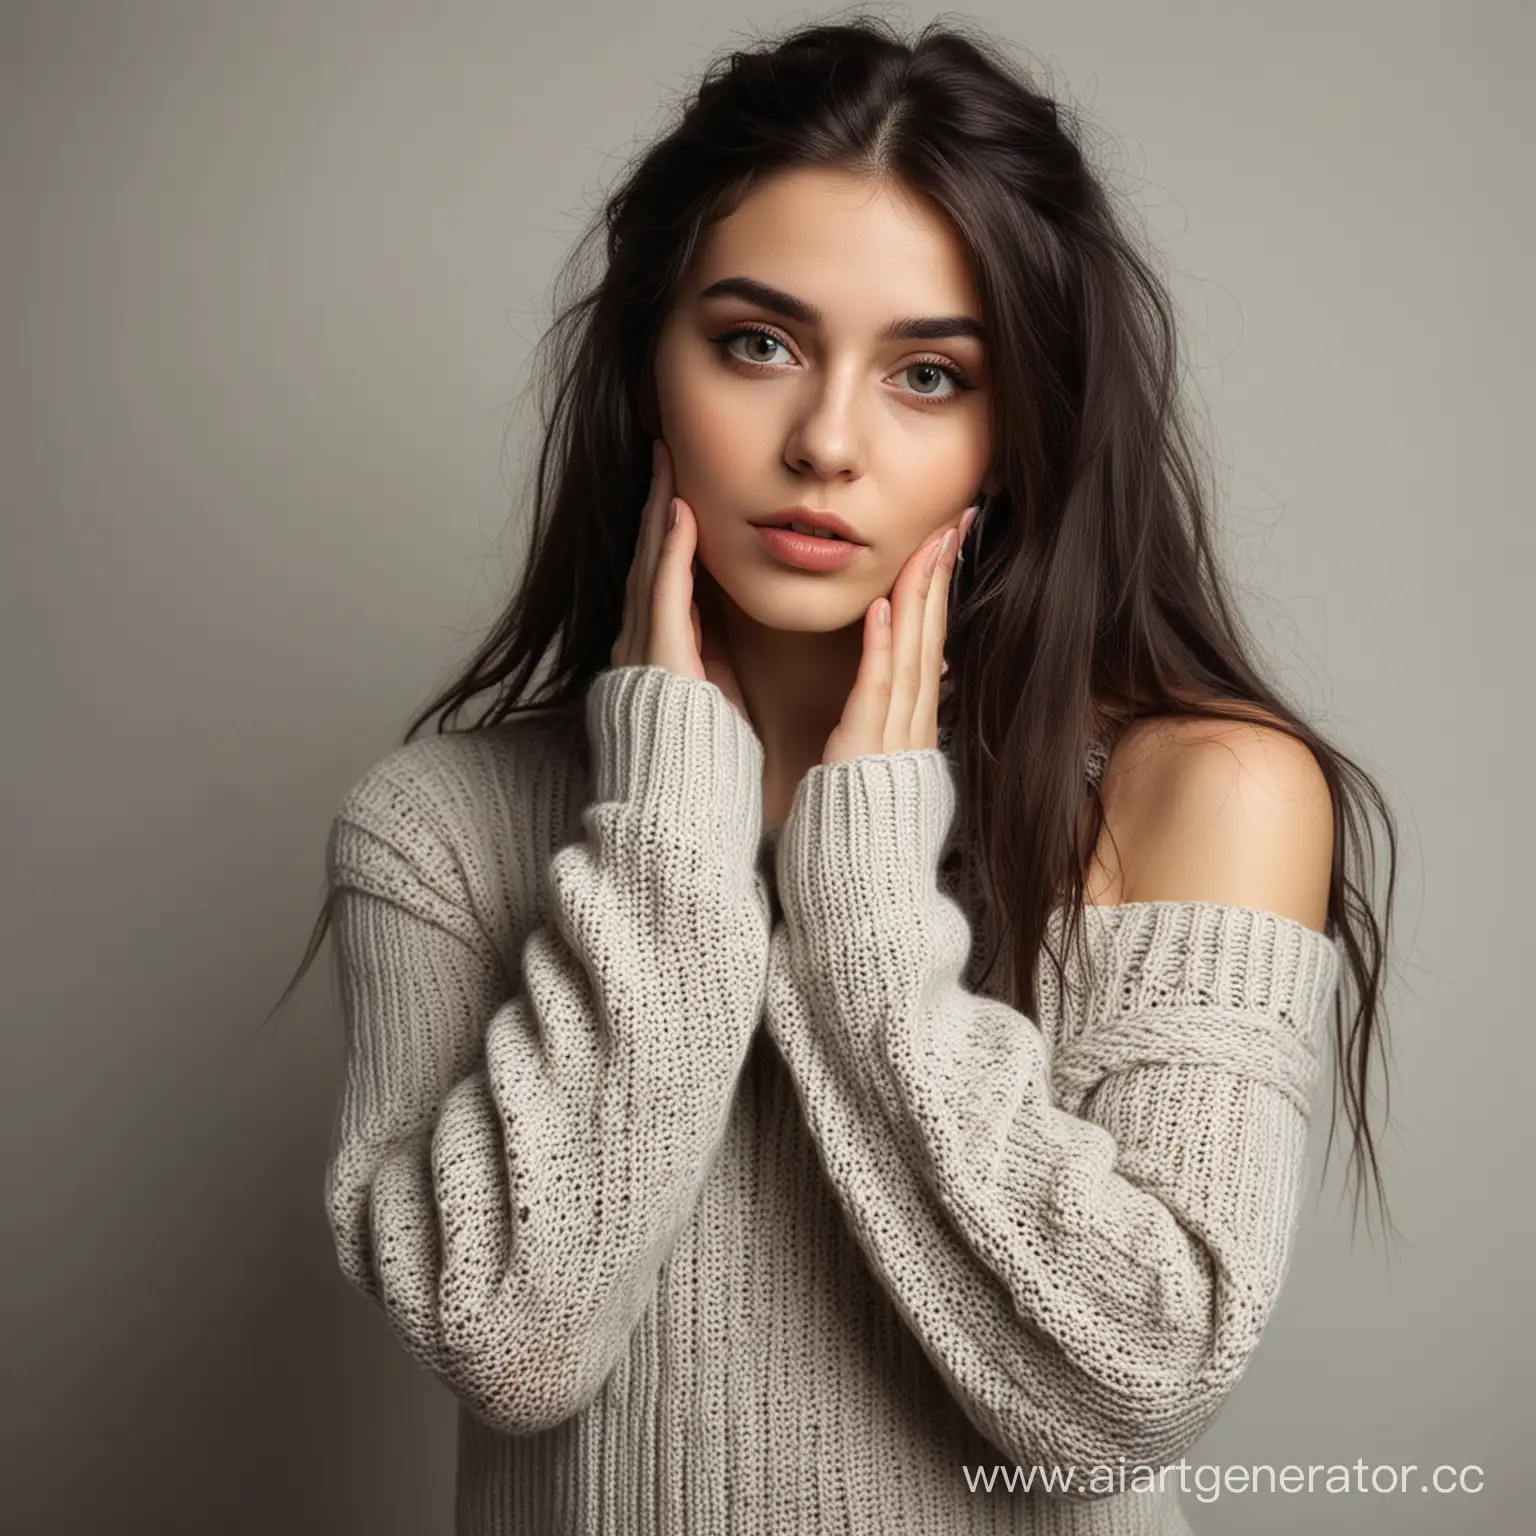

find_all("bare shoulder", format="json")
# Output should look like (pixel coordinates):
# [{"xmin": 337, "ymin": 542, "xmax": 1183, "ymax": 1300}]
[{"xmin": 1091, "ymin": 707, "xmax": 1335, "ymax": 932}]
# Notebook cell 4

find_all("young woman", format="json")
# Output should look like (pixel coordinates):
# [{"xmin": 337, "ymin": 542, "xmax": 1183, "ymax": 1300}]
[{"xmin": 274, "ymin": 16, "xmax": 1397, "ymax": 1533}]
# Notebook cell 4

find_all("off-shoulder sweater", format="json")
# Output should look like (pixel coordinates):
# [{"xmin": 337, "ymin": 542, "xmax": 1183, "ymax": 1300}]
[{"xmin": 322, "ymin": 664, "xmax": 1341, "ymax": 1535}]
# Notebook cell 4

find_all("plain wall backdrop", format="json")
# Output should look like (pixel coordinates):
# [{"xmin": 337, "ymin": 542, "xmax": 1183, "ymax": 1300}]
[{"xmin": 1, "ymin": 1, "xmax": 1527, "ymax": 1530}]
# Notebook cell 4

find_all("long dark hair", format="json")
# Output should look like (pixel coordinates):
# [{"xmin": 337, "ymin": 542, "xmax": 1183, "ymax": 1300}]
[{"xmin": 267, "ymin": 11, "xmax": 1400, "ymax": 1242}]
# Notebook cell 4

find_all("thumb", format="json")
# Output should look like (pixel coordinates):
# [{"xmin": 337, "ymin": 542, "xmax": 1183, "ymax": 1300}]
[{"xmin": 650, "ymin": 498, "xmax": 701, "ymax": 675}]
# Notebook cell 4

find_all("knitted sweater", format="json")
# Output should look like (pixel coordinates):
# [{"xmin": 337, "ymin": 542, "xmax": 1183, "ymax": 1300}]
[{"xmin": 322, "ymin": 664, "xmax": 1341, "ymax": 1535}]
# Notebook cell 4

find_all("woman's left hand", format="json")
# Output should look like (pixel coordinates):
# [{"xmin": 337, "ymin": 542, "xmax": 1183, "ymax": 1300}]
[{"xmin": 821, "ymin": 505, "xmax": 977, "ymax": 765}]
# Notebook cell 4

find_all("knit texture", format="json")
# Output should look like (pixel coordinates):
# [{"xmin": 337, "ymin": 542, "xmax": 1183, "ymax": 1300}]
[{"xmin": 323, "ymin": 664, "xmax": 1341, "ymax": 1534}]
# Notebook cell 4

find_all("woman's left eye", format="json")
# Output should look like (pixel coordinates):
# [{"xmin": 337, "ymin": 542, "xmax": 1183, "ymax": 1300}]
[{"xmin": 711, "ymin": 325, "xmax": 974, "ymax": 403}]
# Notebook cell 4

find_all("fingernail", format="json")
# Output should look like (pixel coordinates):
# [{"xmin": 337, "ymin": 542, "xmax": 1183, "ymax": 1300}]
[
  {"xmin": 954, "ymin": 506, "xmax": 978, "ymax": 568},
  {"xmin": 668, "ymin": 497, "xmax": 679, "ymax": 531}
]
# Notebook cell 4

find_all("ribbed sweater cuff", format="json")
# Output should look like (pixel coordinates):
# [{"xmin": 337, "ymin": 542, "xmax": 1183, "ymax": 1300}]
[
  {"xmin": 776, "ymin": 747, "xmax": 957, "ymax": 923},
  {"xmin": 586, "ymin": 664, "xmax": 766, "ymax": 862},
  {"xmin": 1045, "ymin": 900, "xmax": 1341, "ymax": 1118}
]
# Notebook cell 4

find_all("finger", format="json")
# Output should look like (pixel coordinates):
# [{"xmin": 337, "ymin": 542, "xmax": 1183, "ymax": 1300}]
[
  {"xmin": 622, "ymin": 443, "xmax": 669, "ymax": 658},
  {"xmin": 639, "ymin": 442, "xmax": 674, "ymax": 594},
  {"xmin": 647, "ymin": 445, "xmax": 683, "ymax": 655},
  {"xmin": 890, "ymin": 529, "xmax": 947, "ymax": 742},
  {"xmin": 915, "ymin": 527, "xmax": 957, "ymax": 745},
  {"xmin": 844, "ymin": 597, "xmax": 895, "ymax": 754},
  {"xmin": 649, "ymin": 497, "xmax": 698, "ymax": 668}
]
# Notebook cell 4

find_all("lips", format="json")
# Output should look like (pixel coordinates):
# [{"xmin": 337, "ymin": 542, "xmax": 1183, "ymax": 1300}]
[
  {"xmin": 778, "ymin": 521, "xmax": 848, "ymax": 541},
  {"xmin": 753, "ymin": 523, "xmax": 863, "ymax": 571},
  {"xmin": 751, "ymin": 507, "xmax": 867, "ymax": 545}
]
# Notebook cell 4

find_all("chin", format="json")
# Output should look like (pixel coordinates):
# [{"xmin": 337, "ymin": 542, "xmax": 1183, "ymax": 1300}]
[{"xmin": 724, "ymin": 575, "xmax": 871, "ymax": 634}]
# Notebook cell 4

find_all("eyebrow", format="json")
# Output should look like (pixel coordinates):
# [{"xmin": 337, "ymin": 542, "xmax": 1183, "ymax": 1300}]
[{"xmin": 697, "ymin": 275, "xmax": 988, "ymax": 345}]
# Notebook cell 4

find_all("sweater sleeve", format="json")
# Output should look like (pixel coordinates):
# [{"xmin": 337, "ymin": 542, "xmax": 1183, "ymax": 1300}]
[
  {"xmin": 323, "ymin": 664, "xmax": 771, "ymax": 1437},
  {"xmin": 763, "ymin": 747, "xmax": 1340, "ymax": 1496}
]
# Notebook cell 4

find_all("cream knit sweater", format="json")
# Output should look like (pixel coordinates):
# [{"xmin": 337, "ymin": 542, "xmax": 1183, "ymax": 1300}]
[{"xmin": 323, "ymin": 664, "xmax": 1340, "ymax": 1534}]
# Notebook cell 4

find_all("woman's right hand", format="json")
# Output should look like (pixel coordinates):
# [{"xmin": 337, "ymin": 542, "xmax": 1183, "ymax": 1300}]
[{"xmin": 610, "ymin": 440, "xmax": 749, "ymax": 725}]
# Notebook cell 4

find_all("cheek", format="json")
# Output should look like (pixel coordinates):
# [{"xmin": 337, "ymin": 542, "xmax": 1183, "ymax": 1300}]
[{"xmin": 658, "ymin": 375, "xmax": 761, "ymax": 501}]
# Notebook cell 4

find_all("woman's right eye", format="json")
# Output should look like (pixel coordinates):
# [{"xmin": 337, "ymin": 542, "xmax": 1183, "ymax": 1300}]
[{"xmin": 713, "ymin": 326, "xmax": 790, "ymax": 367}]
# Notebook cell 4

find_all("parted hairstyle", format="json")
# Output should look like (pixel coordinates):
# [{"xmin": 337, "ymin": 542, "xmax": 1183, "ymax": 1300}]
[{"xmin": 268, "ymin": 10, "xmax": 1400, "ymax": 1241}]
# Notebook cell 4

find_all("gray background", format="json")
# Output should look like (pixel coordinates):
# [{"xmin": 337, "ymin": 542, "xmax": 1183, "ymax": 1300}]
[{"xmin": 2, "ymin": 1, "xmax": 1527, "ymax": 1530}]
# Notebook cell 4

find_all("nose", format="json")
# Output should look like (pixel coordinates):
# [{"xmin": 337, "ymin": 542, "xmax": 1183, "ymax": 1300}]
[{"xmin": 782, "ymin": 369, "xmax": 865, "ymax": 483}]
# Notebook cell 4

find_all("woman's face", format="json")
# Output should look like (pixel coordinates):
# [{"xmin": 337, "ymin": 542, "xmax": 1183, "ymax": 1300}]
[{"xmin": 652, "ymin": 166, "xmax": 993, "ymax": 634}]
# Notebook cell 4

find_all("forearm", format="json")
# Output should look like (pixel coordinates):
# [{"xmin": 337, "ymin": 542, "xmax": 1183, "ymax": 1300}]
[
  {"xmin": 767, "ymin": 749, "xmax": 1338, "ymax": 1483},
  {"xmin": 326, "ymin": 666, "xmax": 773, "ymax": 1434}
]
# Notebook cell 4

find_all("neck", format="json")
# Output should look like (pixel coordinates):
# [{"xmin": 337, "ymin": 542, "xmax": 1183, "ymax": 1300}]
[{"xmin": 699, "ymin": 567, "xmax": 865, "ymax": 777}]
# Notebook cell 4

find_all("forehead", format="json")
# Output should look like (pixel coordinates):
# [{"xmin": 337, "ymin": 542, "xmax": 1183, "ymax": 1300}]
[{"xmin": 691, "ymin": 166, "xmax": 980, "ymax": 324}]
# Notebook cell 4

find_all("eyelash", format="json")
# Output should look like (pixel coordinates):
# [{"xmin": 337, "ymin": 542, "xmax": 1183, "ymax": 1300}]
[{"xmin": 710, "ymin": 323, "xmax": 977, "ymax": 405}]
